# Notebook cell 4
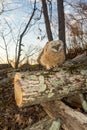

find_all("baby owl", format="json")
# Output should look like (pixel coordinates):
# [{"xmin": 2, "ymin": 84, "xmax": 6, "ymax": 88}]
[{"xmin": 37, "ymin": 40, "xmax": 65, "ymax": 70}]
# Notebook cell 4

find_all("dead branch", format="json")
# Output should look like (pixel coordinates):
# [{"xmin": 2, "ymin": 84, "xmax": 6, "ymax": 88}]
[{"xmin": 15, "ymin": 0, "xmax": 37, "ymax": 69}]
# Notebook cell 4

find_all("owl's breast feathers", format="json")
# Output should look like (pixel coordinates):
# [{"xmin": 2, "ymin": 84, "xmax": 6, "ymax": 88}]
[{"xmin": 37, "ymin": 40, "xmax": 65, "ymax": 69}]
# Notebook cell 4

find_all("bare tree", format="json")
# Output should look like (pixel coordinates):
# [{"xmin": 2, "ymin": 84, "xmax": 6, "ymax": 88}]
[
  {"xmin": 23, "ymin": 44, "xmax": 41, "ymax": 64},
  {"xmin": 65, "ymin": 0, "xmax": 87, "ymax": 56},
  {"xmin": 15, "ymin": 0, "xmax": 37, "ymax": 69},
  {"xmin": 41, "ymin": 0, "xmax": 53, "ymax": 41},
  {"xmin": 57, "ymin": 0, "xmax": 66, "ymax": 55}
]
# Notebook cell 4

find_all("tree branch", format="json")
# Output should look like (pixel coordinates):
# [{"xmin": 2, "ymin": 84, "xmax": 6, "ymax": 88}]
[{"xmin": 15, "ymin": 0, "xmax": 37, "ymax": 69}]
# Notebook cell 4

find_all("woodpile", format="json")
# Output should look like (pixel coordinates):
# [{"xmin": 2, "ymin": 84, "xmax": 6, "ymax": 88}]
[{"xmin": 13, "ymin": 54, "xmax": 87, "ymax": 130}]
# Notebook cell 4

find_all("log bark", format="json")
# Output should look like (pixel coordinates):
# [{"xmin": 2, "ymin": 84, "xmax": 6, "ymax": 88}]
[
  {"xmin": 24, "ymin": 116, "xmax": 61, "ymax": 130},
  {"xmin": 24, "ymin": 101, "xmax": 87, "ymax": 130},
  {"xmin": 41, "ymin": 101, "xmax": 87, "ymax": 130},
  {"xmin": 14, "ymin": 66, "xmax": 87, "ymax": 107}
]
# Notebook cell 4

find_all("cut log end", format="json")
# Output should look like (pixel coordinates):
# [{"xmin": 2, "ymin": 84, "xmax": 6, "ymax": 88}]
[{"xmin": 14, "ymin": 73, "xmax": 23, "ymax": 107}]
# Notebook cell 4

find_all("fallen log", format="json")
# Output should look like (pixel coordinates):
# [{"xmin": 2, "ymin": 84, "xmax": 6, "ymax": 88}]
[
  {"xmin": 24, "ymin": 101, "xmax": 87, "ymax": 130},
  {"xmin": 14, "ymin": 66, "xmax": 87, "ymax": 107},
  {"xmin": 41, "ymin": 101, "xmax": 87, "ymax": 130}
]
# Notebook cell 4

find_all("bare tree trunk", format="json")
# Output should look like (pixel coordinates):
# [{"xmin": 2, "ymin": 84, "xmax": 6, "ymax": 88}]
[
  {"xmin": 57, "ymin": 0, "xmax": 66, "ymax": 56},
  {"xmin": 41, "ymin": 0, "xmax": 53, "ymax": 41}
]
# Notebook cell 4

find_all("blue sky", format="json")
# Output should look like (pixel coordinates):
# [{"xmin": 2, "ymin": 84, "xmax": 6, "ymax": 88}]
[{"xmin": 0, "ymin": 0, "xmax": 87, "ymax": 63}]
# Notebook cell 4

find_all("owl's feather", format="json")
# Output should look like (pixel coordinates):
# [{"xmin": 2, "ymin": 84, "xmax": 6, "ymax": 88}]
[{"xmin": 37, "ymin": 40, "xmax": 65, "ymax": 70}]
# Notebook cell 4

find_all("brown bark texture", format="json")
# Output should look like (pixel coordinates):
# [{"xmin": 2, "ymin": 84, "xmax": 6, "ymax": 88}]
[
  {"xmin": 14, "ymin": 65, "xmax": 87, "ymax": 107},
  {"xmin": 41, "ymin": 101, "xmax": 87, "ymax": 130}
]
